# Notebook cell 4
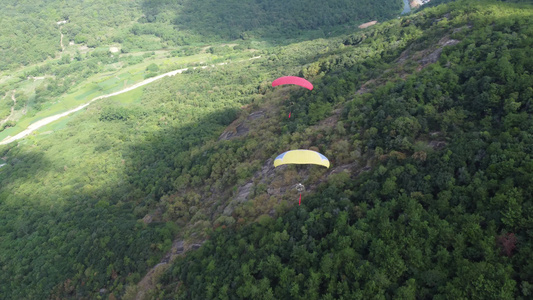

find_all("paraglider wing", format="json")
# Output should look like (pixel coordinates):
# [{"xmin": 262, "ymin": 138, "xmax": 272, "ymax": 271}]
[
  {"xmin": 272, "ymin": 76, "xmax": 313, "ymax": 91},
  {"xmin": 273, "ymin": 149, "xmax": 330, "ymax": 168}
]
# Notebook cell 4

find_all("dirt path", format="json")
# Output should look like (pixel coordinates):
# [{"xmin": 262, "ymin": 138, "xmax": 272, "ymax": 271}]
[
  {"xmin": 0, "ymin": 68, "xmax": 187, "ymax": 145},
  {"xmin": 59, "ymin": 26, "xmax": 65, "ymax": 52},
  {"xmin": 0, "ymin": 56, "xmax": 261, "ymax": 145},
  {"xmin": 1, "ymin": 90, "xmax": 16, "ymax": 126},
  {"xmin": 9, "ymin": 91, "xmax": 15, "ymax": 119}
]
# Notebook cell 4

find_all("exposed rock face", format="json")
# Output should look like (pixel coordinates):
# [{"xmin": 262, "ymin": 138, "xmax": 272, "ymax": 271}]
[
  {"xmin": 317, "ymin": 109, "xmax": 341, "ymax": 127},
  {"xmin": 135, "ymin": 239, "xmax": 205, "ymax": 299},
  {"xmin": 218, "ymin": 123, "xmax": 249, "ymax": 140},
  {"xmin": 356, "ymin": 79, "xmax": 376, "ymax": 95},
  {"xmin": 329, "ymin": 162, "xmax": 359, "ymax": 176},
  {"xmin": 218, "ymin": 111, "xmax": 264, "ymax": 141},
  {"xmin": 358, "ymin": 33, "xmax": 461, "ymax": 96},
  {"xmin": 142, "ymin": 207, "xmax": 162, "ymax": 224},
  {"xmin": 398, "ymin": 34, "xmax": 461, "ymax": 70},
  {"xmin": 255, "ymin": 158, "xmax": 278, "ymax": 184},
  {"xmin": 174, "ymin": 240, "xmax": 185, "ymax": 254},
  {"xmin": 439, "ymin": 37, "xmax": 460, "ymax": 47},
  {"xmin": 222, "ymin": 158, "xmax": 279, "ymax": 216},
  {"xmin": 419, "ymin": 48, "xmax": 444, "ymax": 66},
  {"xmin": 235, "ymin": 183, "xmax": 253, "ymax": 203},
  {"xmin": 142, "ymin": 214, "xmax": 153, "ymax": 224},
  {"xmin": 358, "ymin": 21, "xmax": 377, "ymax": 29},
  {"xmin": 428, "ymin": 140, "xmax": 447, "ymax": 150},
  {"xmin": 418, "ymin": 36, "xmax": 460, "ymax": 67}
]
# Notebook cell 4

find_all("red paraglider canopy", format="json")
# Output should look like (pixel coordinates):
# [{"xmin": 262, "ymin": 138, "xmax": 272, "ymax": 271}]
[{"xmin": 272, "ymin": 76, "xmax": 313, "ymax": 91}]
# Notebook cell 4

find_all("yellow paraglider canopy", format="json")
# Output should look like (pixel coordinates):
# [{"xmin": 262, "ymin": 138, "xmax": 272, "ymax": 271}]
[{"xmin": 273, "ymin": 149, "xmax": 330, "ymax": 168}]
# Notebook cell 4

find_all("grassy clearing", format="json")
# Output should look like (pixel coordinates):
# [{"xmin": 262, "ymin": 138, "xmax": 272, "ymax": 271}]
[
  {"xmin": 0, "ymin": 84, "xmax": 145, "ymax": 141},
  {"xmin": 0, "ymin": 75, "xmax": 18, "ymax": 86},
  {"xmin": 0, "ymin": 126, "xmax": 18, "ymax": 141},
  {"xmin": 33, "ymin": 110, "xmax": 85, "ymax": 138},
  {"xmin": 19, "ymin": 78, "xmax": 45, "ymax": 94},
  {"xmin": 107, "ymin": 85, "xmax": 144, "ymax": 105}
]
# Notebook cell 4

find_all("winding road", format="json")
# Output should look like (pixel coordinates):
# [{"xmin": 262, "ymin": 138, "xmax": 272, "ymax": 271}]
[
  {"xmin": 0, "ymin": 68, "xmax": 185, "ymax": 145},
  {"xmin": 0, "ymin": 56, "xmax": 261, "ymax": 145}
]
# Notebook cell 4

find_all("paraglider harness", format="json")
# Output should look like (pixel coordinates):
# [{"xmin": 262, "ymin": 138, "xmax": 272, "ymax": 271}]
[
  {"xmin": 289, "ymin": 101, "xmax": 294, "ymax": 118},
  {"xmin": 296, "ymin": 183, "xmax": 305, "ymax": 205}
]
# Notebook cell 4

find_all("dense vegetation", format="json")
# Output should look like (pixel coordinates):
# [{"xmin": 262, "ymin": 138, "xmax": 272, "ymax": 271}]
[
  {"xmin": 153, "ymin": 1, "xmax": 533, "ymax": 299},
  {"xmin": 0, "ymin": 0, "xmax": 139, "ymax": 71},
  {"xmin": 0, "ymin": 0, "xmax": 404, "ymax": 146},
  {"xmin": 139, "ymin": 0, "xmax": 402, "ymax": 43},
  {"xmin": 0, "ymin": 0, "xmax": 403, "ymax": 71},
  {"xmin": 1, "ymin": 0, "xmax": 532, "ymax": 299},
  {"xmin": 0, "ymin": 17, "xmax": 375, "ymax": 299}
]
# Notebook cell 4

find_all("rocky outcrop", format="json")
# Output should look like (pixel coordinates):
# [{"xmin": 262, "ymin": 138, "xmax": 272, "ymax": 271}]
[
  {"xmin": 397, "ymin": 34, "xmax": 460, "ymax": 70},
  {"xmin": 221, "ymin": 158, "xmax": 280, "ymax": 216},
  {"xmin": 235, "ymin": 183, "xmax": 253, "ymax": 203},
  {"xmin": 134, "ymin": 239, "xmax": 205, "ymax": 299},
  {"xmin": 428, "ymin": 140, "xmax": 446, "ymax": 150},
  {"xmin": 358, "ymin": 21, "xmax": 377, "ymax": 29},
  {"xmin": 218, "ymin": 111, "xmax": 264, "ymax": 141}
]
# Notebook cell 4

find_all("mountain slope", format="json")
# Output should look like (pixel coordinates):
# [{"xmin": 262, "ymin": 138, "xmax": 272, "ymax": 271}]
[
  {"xmin": 0, "ymin": 0, "xmax": 403, "ymax": 72},
  {"xmin": 150, "ymin": 1, "xmax": 533, "ymax": 299},
  {"xmin": 1, "ymin": 0, "xmax": 532, "ymax": 299},
  {"xmin": 0, "ymin": 13, "xmax": 397, "ymax": 299}
]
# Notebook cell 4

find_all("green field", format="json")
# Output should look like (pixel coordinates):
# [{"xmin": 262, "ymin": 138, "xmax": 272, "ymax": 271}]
[{"xmin": 0, "ymin": 51, "xmax": 218, "ymax": 142}]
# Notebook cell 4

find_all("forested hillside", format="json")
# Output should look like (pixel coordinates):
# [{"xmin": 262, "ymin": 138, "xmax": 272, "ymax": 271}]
[
  {"xmin": 0, "ymin": 0, "xmax": 409, "ymax": 299},
  {"xmin": 1, "ymin": 0, "xmax": 533, "ymax": 299},
  {"xmin": 0, "ymin": 0, "xmax": 403, "ymax": 150},
  {"xmin": 0, "ymin": 0, "xmax": 139, "ymax": 71},
  {"xmin": 141, "ymin": 0, "xmax": 401, "ymax": 42},
  {"xmin": 153, "ymin": 1, "xmax": 533, "ymax": 299},
  {"xmin": 0, "ymin": 0, "xmax": 402, "ymax": 71}
]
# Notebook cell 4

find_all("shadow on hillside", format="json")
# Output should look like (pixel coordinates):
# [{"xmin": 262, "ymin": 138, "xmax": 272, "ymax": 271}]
[
  {"xmin": 0, "ymin": 147, "xmax": 50, "ymax": 200},
  {"xmin": 0, "ymin": 112, "xmax": 243, "ymax": 298},
  {"xmin": 121, "ymin": 107, "xmax": 244, "ymax": 208},
  {"xmin": 140, "ymin": 0, "xmax": 403, "ymax": 44}
]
